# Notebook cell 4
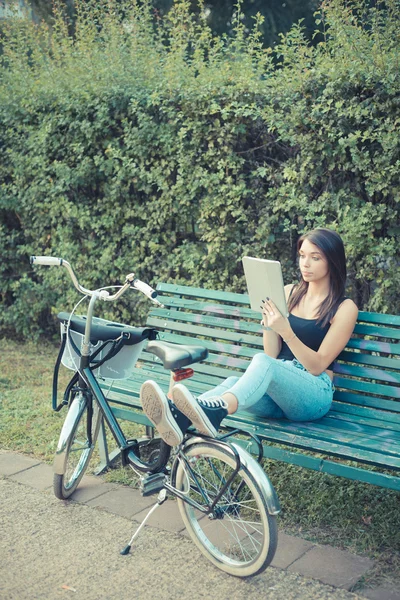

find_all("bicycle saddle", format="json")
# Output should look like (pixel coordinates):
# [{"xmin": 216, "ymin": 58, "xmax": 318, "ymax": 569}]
[
  {"xmin": 57, "ymin": 312, "xmax": 157, "ymax": 345},
  {"xmin": 146, "ymin": 340, "xmax": 208, "ymax": 370}
]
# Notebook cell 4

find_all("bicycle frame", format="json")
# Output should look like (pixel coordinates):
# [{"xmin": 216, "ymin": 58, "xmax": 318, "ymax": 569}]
[{"xmin": 81, "ymin": 367, "xmax": 128, "ymax": 449}]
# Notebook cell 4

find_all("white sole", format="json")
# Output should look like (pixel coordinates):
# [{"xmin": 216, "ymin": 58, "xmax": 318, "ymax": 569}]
[
  {"xmin": 140, "ymin": 381, "xmax": 183, "ymax": 446},
  {"xmin": 172, "ymin": 385, "xmax": 217, "ymax": 437}
]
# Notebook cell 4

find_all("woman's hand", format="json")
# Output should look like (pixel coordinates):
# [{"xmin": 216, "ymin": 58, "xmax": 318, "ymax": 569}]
[{"xmin": 261, "ymin": 298, "xmax": 292, "ymax": 340}]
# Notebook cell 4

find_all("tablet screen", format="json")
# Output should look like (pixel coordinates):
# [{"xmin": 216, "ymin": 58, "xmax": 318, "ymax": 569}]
[{"xmin": 242, "ymin": 257, "xmax": 288, "ymax": 317}]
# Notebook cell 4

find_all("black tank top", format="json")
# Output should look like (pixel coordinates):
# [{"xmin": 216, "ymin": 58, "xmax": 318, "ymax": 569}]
[{"xmin": 277, "ymin": 296, "xmax": 349, "ymax": 370}]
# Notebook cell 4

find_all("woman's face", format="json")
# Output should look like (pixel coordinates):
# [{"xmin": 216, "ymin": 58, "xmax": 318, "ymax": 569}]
[{"xmin": 299, "ymin": 239, "xmax": 330, "ymax": 284}]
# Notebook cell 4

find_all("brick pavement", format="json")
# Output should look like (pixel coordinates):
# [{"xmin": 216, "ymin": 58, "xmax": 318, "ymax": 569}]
[{"xmin": 0, "ymin": 450, "xmax": 398, "ymax": 599}]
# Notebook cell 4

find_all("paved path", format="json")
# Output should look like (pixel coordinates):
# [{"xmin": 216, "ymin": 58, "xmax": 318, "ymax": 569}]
[{"xmin": 0, "ymin": 451, "xmax": 398, "ymax": 600}]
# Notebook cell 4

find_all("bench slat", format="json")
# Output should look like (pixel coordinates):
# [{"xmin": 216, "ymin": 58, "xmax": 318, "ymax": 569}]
[
  {"xmin": 138, "ymin": 360, "xmax": 225, "ymax": 388},
  {"xmin": 329, "ymin": 405, "xmax": 400, "ymax": 428},
  {"xmin": 333, "ymin": 390, "xmax": 400, "ymax": 412},
  {"xmin": 156, "ymin": 282, "xmax": 252, "ymax": 305},
  {"xmin": 156, "ymin": 295, "xmax": 259, "ymax": 320},
  {"xmin": 334, "ymin": 375, "xmax": 400, "ymax": 399},
  {"xmin": 353, "ymin": 323, "xmax": 400, "ymax": 340},
  {"xmin": 203, "ymin": 352, "xmax": 249, "ymax": 370},
  {"xmin": 346, "ymin": 338, "xmax": 400, "ymax": 356},
  {"xmin": 149, "ymin": 307, "xmax": 262, "ymax": 335},
  {"xmin": 334, "ymin": 363, "xmax": 400, "ymax": 385},
  {"xmin": 296, "ymin": 416, "xmax": 400, "ymax": 449},
  {"xmin": 336, "ymin": 350, "xmax": 400, "ymax": 371},
  {"xmin": 146, "ymin": 316, "xmax": 263, "ymax": 346},
  {"xmin": 151, "ymin": 332, "xmax": 400, "ymax": 386},
  {"xmin": 357, "ymin": 311, "xmax": 400, "ymax": 326},
  {"xmin": 258, "ymin": 443, "xmax": 400, "ymax": 491}
]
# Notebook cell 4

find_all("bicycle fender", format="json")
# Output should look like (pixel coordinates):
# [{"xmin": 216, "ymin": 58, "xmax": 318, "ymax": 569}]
[{"xmin": 53, "ymin": 394, "xmax": 87, "ymax": 475}]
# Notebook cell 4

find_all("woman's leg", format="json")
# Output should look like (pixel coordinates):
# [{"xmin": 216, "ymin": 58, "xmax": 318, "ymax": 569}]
[
  {"xmin": 169, "ymin": 353, "xmax": 333, "ymax": 440},
  {"xmin": 198, "ymin": 376, "xmax": 240, "ymax": 401},
  {"xmin": 200, "ymin": 374, "xmax": 284, "ymax": 419},
  {"xmin": 243, "ymin": 393, "xmax": 285, "ymax": 419},
  {"xmin": 170, "ymin": 355, "xmax": 287, "ymax": 438},
  {"xmin": 199, "ymin": 371, "xmax": 284, "ymax": 418},
  {"xmin": 222, "ymin": 353, "xmax": 333, "ymax": 421}
]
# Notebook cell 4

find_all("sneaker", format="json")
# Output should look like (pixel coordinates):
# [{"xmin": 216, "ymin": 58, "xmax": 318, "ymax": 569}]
[
  {"xmin": 140, "ymin": 381, "xmax": 191, "ymax": 446},
  {"xmin": 171, "ymin": 384, "xmax": 228, "ymax": 438}
]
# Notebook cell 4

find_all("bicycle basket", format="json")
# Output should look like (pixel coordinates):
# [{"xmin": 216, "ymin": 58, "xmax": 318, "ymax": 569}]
[{"xmin": 59, "ymin": 316, "xmax": 150, "ymax": 380}]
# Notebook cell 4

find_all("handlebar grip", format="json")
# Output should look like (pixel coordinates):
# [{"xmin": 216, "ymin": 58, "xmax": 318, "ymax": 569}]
[
  {"xmin": 30, "ymin": 256, "xmax": 63, "ymax": 266},
  {"xmin": 133, "ymin": 278, "xmax": 158, "ymax": 299}
]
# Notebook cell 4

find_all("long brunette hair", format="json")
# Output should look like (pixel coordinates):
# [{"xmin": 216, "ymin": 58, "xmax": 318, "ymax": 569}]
[{"xmin": 288, "ymin": 228, "xmax": 347, "ymax": 326}]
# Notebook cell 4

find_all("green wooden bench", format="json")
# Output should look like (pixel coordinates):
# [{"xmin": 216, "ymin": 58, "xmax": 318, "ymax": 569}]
[{"xmin": 99, "ymin": 282, "xmax": 400, "ymax": 491}]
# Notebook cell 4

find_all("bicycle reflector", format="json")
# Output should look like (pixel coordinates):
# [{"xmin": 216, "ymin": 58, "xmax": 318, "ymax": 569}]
[{"xmin": 173, "ymin": 368, "xmax": 194, "ymax": 381}]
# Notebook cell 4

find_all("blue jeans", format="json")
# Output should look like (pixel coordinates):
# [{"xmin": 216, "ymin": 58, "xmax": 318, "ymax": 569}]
[{"xmin": 199, "ymin": 353, "xmax": 334, "ymax": 422}]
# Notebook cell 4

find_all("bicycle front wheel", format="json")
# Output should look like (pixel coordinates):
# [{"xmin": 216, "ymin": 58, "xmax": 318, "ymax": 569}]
[
  {"xmin": 53, "ymin": 393, "xmax": 101, "ymax": 500},
  {"xmin": 173, "ymin": 441, "xmax": 278, "ymax": 577}
]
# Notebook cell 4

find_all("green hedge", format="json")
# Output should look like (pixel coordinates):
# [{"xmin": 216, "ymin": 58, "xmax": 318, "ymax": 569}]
[{"xmin": 1, "ymin": 0, "xmax": 399, "ymax": 338}]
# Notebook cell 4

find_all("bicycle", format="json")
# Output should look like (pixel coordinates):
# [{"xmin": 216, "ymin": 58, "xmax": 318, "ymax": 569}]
[{"xmin": 30, "ymin": 255, "xmax": 280, "ymax": 577}]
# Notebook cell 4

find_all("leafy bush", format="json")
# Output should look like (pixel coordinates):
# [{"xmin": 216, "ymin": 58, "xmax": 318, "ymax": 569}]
[{"xmin": 0, "ymin": 0, "xmax": 399, "ymax": 338}]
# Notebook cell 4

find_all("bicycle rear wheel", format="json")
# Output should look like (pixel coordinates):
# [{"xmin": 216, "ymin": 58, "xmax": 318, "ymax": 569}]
[
  {"xmin": 53, "ymin": 393, "xmax": 101, "ymax": 499},
  {"xmin": 173, "ymin": 441, "xmax": 278, "ymax": 577}
]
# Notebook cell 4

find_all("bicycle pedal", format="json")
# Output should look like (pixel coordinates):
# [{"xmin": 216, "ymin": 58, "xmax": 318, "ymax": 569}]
[{"xmin": 140, "ymin": 473, "xmax": 167, "ymax": 496}]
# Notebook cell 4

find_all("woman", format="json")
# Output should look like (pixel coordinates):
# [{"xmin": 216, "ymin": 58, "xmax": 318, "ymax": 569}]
[{"xmin": 140, "ymin": 228, "xmax": 359, "ymax": 446}]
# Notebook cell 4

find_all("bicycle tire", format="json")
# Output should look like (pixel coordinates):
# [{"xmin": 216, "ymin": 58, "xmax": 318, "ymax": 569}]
[
  {"xmin": 53, "ymin": 393, "xmax": 101, "ymax": 499},
  {"xmin": 173, "ymin": 440, "xmax": 278, "ymax": 577}
]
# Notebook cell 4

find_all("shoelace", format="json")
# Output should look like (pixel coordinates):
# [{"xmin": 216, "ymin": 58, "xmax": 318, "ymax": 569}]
[{"xmin": 198, "ymin": 396, "xmax": 226, "ymax": 409}]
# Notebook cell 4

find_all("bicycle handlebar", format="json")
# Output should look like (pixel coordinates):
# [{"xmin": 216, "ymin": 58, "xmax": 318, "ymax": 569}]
[
  {"xmin": 30, "ymin": 256, "xmax": 163, "ymax": 306},
  {"xmin": 132, "ymin": 278, "xmax": 157, "ymax": 299},
  {"xmin": 30, "ymin": 256, "xmax": 63, "ymax": 267}
]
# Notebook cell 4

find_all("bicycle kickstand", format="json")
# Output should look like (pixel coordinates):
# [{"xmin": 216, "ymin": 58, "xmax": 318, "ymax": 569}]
[{"xmin": 120, "ymin": 488, "xmax": 167, "ymax": 555}]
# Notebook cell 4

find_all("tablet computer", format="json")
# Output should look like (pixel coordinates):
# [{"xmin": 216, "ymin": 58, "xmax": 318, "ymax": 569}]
[{"xmin": 242, "ymin": 256, "xmax": 288, "ymax": 317}]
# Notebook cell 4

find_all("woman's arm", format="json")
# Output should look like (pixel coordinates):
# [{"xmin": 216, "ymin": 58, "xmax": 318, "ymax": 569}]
[
  {"xmin": 262, "ymin": 284, "xmax": 294, "ymax": 358},
  {"xmin": 262, "ymin": 328, "xmax": 281, "ymax": 357},
  {"xmin": 264, "ymin": 297, "xmax": 358, "ymax": 375}
]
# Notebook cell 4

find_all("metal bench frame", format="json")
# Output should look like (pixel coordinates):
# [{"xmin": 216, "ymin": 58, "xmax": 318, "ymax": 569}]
[{"xmin": 99, "ymin": 283, "xmax": 400, "ymax": 491}]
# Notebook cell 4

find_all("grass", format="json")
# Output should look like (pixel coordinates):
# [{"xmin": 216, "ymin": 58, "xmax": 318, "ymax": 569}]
[{"xmin": 0, "ymin": 337, "xmax": 399, "ymax": 590}]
